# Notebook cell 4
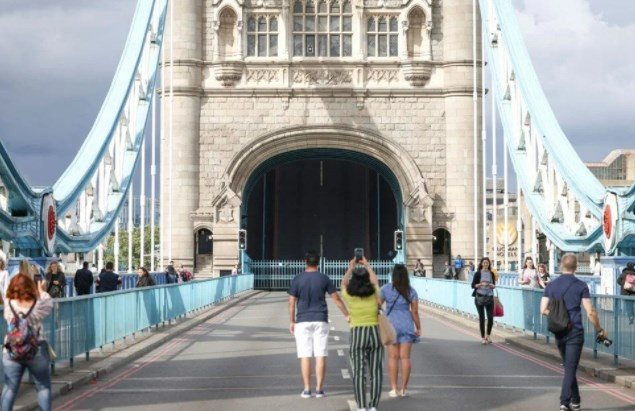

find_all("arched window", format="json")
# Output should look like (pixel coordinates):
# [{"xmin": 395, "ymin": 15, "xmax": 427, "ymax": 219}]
[
  {"xmin": 247, "ymin": 16, "xmax": 279, "ymax": 57},
  {"xmin": 292, "ymin": 0, "xmax": 353, "ymax": 57},
  {"xmin": 367, "ymin": 16, "xmax": 398, "ymax": 57},
  {"xmin": 407, "ymin": 8, "xmax": 425, "ymax": 58}
]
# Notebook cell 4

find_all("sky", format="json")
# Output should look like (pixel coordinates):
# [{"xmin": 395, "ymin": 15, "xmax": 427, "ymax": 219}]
[{"xmin": 0, "ymin": 0, "xmax": 633, "ymax": 187}]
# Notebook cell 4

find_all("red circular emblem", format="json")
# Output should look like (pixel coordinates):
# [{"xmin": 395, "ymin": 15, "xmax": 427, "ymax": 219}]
[
  {"xmin": 603, "ymin": 204, "xmax": 612, "ymax": 240},
  {"xmin": 47, "ymin": 205, "xmax": 56, "ymax": 240}
]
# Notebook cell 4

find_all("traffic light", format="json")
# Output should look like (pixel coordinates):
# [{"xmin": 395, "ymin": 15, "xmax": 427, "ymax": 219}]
[
  {"xmin": 238, "ymin": 229, "xmax": 247, "ymax": 250},
  {"xmin": 394, "ymin": 230, "xmax": 403, "ymax": 251}
]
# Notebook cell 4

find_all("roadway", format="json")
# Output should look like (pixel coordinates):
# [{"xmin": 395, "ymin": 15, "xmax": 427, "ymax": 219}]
[{"xmin": 53, "ymin": 292, "xmax": 635, "ymax": 410}]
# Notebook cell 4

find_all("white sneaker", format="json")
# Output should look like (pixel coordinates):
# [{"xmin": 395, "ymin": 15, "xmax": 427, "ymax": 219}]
[
  {"xmin": 369, "ymin": 408, "xmax": 378, "ymax": 411},
  {"xmin": 388, "ymin": 389, "xmax": 399, "ymax": 397},
  {"xmin": 400, "ymin": 389, "xmax": 409, "ymax": 397}
]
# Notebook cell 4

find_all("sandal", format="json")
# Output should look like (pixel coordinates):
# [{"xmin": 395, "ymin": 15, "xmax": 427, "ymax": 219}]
[
  {"xmin": 486, "ymin": 337, "xmax": 493, "ymax": 344},
  {"xmin": 481, "ymin": 339, "xmax": 487, "ymax": 345}
]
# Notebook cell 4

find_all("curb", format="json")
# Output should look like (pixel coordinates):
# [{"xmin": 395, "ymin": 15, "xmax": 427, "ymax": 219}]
[
  {"xmin": 420, "ymin": 301, "xmax": 635, "ymax": 392},
  {"xmin": 16, "ymin": 290, "xmax": 261, "ymax": 410},
  {"xmin": 505, "ymin": 337, "xmax": 635, "ymax": 390}
]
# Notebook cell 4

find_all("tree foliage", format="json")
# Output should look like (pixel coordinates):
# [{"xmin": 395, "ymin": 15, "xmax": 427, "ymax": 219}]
[{"xmin": 104, "ymin": 227, "xmax": 160, "ymax": 271}]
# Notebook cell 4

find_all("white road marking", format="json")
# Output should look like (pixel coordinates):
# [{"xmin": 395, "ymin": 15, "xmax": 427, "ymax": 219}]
[
  {"xmin": 337, "ymin": 349, "xmax": 345, "ymax": 356},
  {"xmin": 341, "ymin": 369, "xmax": 351, "ymax": 379},
  {"xmin": 334, "ymin": 336, "xmax": 340, "ymax": 341}
]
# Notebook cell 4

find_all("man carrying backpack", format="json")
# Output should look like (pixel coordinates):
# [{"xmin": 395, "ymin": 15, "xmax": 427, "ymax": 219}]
[{"xmin": 540, "ymin": 254, "xmax": 607, "ymax": 411}]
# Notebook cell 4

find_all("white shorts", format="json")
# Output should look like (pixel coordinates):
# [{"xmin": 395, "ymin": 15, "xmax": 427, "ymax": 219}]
[{"xmin": 294, "ymin": 321, "xmax": 330, "ymax": 358}]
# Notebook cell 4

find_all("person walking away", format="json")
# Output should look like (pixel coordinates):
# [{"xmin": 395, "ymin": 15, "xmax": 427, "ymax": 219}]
[
  {"xmin": 178, "ymin": 265, "xmax": 192, "ymax": 282},
  {"xmin": 538, "ymin": 263, "xmax": 551, "ymax": 290},
  {"xmin": 45, "ymin": 261, "xmax": 66, "ymax": 298},
  {"xmin": 519, "ymin": 256, "xmax": 540, "ymax": 288},
  {"xmin": 467, "ymin": 261, "xmax": 475, "ymax": 274},
  {"xmin": 413, "ymin": 259, "xmax": 425, "ymax": 277},
  {"xmin": 616, "ymin": 262, "xmax": 635, "ymax": 324},
  {"xmin": 2, "ymin": 271, "xmax": 54, "ymax": 410},
  {"xmin": 74, "ymin": 261, "xmax": 94, "ymax": 296},
  {"xmin": 96, "ymin": 262, "xmax": 122, "ymax": 293},
  {"xmin": 0, "ymin": 258, "xmax": 9, "ymax": 303},
  {"xmin": 380, "ymin": 264, "xmax": 421, "ymax": 397},
  {"xmin": 472, "ymin": 257, "xmax": 496, "ymax": 345},
  {"xmin": 288, "ymin": 250, "xmax": 349, "ymax": 399},
  {"xmin": 90, "ymin": 263, "xmax": 98, "ymax": 276},
  {"xmin": 341, "ymin": 257, "xmax": 383, "ymax": 411},
  {"xmin": 454, "ymin": 255, "xmax": 465, "ymax": 280},
  {"xmin": 443, "ymin": 261, "xmax": 456, "ymax": 280},
  {"xmin": 136, "ymin": 267, "xmax": 156, "ymax": 288},
  {"xmin": 541, "ymin": 254, "xmax": 607, "ymax": 411}
]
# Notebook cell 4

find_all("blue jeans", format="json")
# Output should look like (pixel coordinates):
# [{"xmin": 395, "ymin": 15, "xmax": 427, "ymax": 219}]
[
  {"xmin": 2, "ymin": 341, "xmax": 51, "ymax": 411},
  {"xmin": 556, "ymin": 329, "xmax": 584, "ymax": 406}
]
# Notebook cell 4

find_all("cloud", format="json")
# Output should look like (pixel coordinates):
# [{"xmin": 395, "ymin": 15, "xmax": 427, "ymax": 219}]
[
  {"xmin": 0, "ymin": 0, "xmax": 135, "ymax": 185},
  {"xmin": 513, "ymin": 0, "xmax": 635, "ymax": 161}
]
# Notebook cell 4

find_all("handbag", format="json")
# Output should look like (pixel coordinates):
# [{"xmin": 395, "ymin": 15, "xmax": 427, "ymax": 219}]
[
  {"xmin": 475, "ymin": 293, "xmax": 493, "ymax": 307},
  {"xmin": 378, "ymin": 297, "xmax": 399, "ymax": 345},
  {"xmin": 493, "ymin": 290, "xmax": 504, "ymax": 317}
]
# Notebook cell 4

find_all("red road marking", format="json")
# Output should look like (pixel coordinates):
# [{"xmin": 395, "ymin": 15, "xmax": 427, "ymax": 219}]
[
  {"xmin": 436, "ymin": 316, "xmax": 635, "ymax": 405},
  {"xmin": 55, "ymin": 338, "xmax": 184, "ymax": 411}
]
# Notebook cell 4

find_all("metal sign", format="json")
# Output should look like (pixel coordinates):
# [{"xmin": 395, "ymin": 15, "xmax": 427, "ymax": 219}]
[{"xmin": 41, "ymin": 194, "xmax": 56, "ymax": 256}]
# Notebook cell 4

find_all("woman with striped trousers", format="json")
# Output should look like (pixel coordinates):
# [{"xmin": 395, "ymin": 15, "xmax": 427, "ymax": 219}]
[{"xmin": 341, "ymin": 257, "xmax": 383, "ymax": 411}]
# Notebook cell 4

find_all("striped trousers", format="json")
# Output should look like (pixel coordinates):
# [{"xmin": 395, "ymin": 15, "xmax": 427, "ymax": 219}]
[{"xmin": 350, "ymin": 325, "xmax": 383, "ymax": 409}]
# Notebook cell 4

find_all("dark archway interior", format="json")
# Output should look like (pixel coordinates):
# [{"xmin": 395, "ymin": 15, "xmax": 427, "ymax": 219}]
[
  {"xmin": 433, "ymin": 228, "xmax": 451, "ymax": 257},
  {"xmin": 244, "ymin": 159, "xmax": 399, "ymax": 260}
]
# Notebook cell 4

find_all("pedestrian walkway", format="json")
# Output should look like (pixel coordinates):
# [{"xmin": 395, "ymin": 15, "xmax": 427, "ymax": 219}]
[{"xmin": 53, "ymin": 292, "xmax": 635, "ymax": 410}]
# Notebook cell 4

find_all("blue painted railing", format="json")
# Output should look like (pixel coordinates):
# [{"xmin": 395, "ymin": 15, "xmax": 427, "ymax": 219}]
[
  {"xmin": 467, "ymin": 272, "xmax": 601, "ymax": 294},
  {"xmin": 0, "ymin": 274, "xmax": 254, "ymax": 379},
  {"xmin": 248, "ymin": 259, "xmax": 393, "ymax": 290},
  {"xmin": 61, "ymin": 272, "xmax": 167, "ymax": 298},
  {"xmin": 412, "ymin": 276, "xmax": 635, "ymax": 363}
]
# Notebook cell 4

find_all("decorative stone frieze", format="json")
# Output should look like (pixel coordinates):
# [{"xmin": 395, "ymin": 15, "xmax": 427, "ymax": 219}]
[
  {"xmin": 406, "ymin": 180, "xmax": 434, "ymax": 225},
  {"xmin": 367, "ymin": 69, "xmax": 400, "ymax": 84},
  {"xmin": 401, "ymin": 62, "xmax": 432, "ymax": 87},
  {"xmin": 292, "ymin": 69, "xmax": 353, "ymax": 86},
  {"xmin": 213, "ymin": 62, "xmax": 245, "ymax": 87},
  {"xmin": 246, "ymin": 69, "xmax": 280, "ymax": 84}
]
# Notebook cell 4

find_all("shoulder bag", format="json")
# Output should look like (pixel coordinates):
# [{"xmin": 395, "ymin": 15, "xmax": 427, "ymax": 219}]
[{"xmin": 378, "ymin": 296, "xmax": 398, "ymax": 345}]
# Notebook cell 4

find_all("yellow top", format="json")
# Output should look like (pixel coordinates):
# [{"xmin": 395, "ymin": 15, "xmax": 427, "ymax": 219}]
[{"xmin": 341, "ymin": 285, "xmax": 380, "ymax": 327}]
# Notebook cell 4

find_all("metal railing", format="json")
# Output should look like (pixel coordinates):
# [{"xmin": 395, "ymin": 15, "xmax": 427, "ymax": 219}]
[
  {"xmin": 61, "ymin": 272, "xmax": 167, "ymax": 297},
  {"xmin": 467, "ymin": 271, "xmax": 601, "ymax": 294},
  {"xmin": 0, "ymin": 274, "xmax": 254, "ymax": 379},
  {"xmin": 248, "ymin": 259, "xmax": 394, "ymax": 290},
  {"xmin": 411, "ymin": 276, "xmax": 635, "ymax": 364}
]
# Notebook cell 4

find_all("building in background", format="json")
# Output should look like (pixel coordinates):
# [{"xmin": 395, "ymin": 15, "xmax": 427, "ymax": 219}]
[
  {"xmin": 586, "ymin": 149, "xmax": 635, "ymax": 187},
  {"xmin": 118, "ymin": 196, "xmax": 160, "ymax": 228},
  {"xmin": 485, "ymin": 178, "xmax": 519, "ymax": 271}
]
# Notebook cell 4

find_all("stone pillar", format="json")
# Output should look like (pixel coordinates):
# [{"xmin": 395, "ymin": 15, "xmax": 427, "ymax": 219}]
[
  {"xmin": 161, "ymin": 0, "xmax": 202, "ymax": 269},
  {"xmin": 442, "ymin": 0, "xmax": 482, "ymax": 262}
]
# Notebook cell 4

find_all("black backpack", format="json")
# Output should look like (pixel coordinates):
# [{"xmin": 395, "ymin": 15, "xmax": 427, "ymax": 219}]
[{"xmin": 547, "ymin": 282, "xmax": 575, "ymax": 334}]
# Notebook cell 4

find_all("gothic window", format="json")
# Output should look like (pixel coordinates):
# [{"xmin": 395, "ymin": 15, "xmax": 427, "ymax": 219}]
[
  {"xmin": 407, "ymin": 8, "xmax": 425, "ymax": 58},
  {"xmin": 292, "ymin": 0, "xmax": 353, "ymax": 57},
  {"xmin": 219, "ymin": 8, "xmax": 239, "ymax": 59},
  {"xmin": 247, "ymin": 16, "xmax": 279, "ymax": 57},
  {"xmin": 367, "ymin": 16, "xmax": 398, "ymax": 57}
]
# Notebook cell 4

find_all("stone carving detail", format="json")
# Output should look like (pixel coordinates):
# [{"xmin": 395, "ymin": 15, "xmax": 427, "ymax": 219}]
[
  {"xmin": 292, "ymin": 70, "xmax": 353, "ymax": 86},
  {"xmin": 213, "ymin": 62, "xmax": 245, "ymax": 87},
  {"xmin": 246, "ymin": 69, "xmax": 279, "ymax": 83},
  {"xmin": 406, "ymin": 180, "xmax": 434, "ymax": 224},
  {"xmin": 401, "ymin": 62, "xmax": 432, "ymax": 87},
  {"xmin": 364, "ymin": 0, "xmax": 402, "ymax": 7},
  {"xmin": 219, "ymin": 205, "xmax": 234, "ymax": 223},
  {"xmin": 211, "ymin": 186, "xmax": 242, "ymax": 225},
  {"xmin": 367, "ymin": 69, "xmax": 400, "ymax": 84}
]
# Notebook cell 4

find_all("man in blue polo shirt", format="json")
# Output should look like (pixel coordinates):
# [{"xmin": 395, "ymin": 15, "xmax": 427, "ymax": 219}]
[
  {"xmin": 288, "ymin": 250, "xmax": 349, "ymax": 399},
  {"xmin": 540, "ymin": 254, "xmax": 607, "ymax": 411}
]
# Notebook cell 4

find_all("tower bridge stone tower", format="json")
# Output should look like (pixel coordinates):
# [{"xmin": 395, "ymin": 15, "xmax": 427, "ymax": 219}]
[{"xmin": 162, "ymin": 0, "xmax": 482, "ymax": 276}]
